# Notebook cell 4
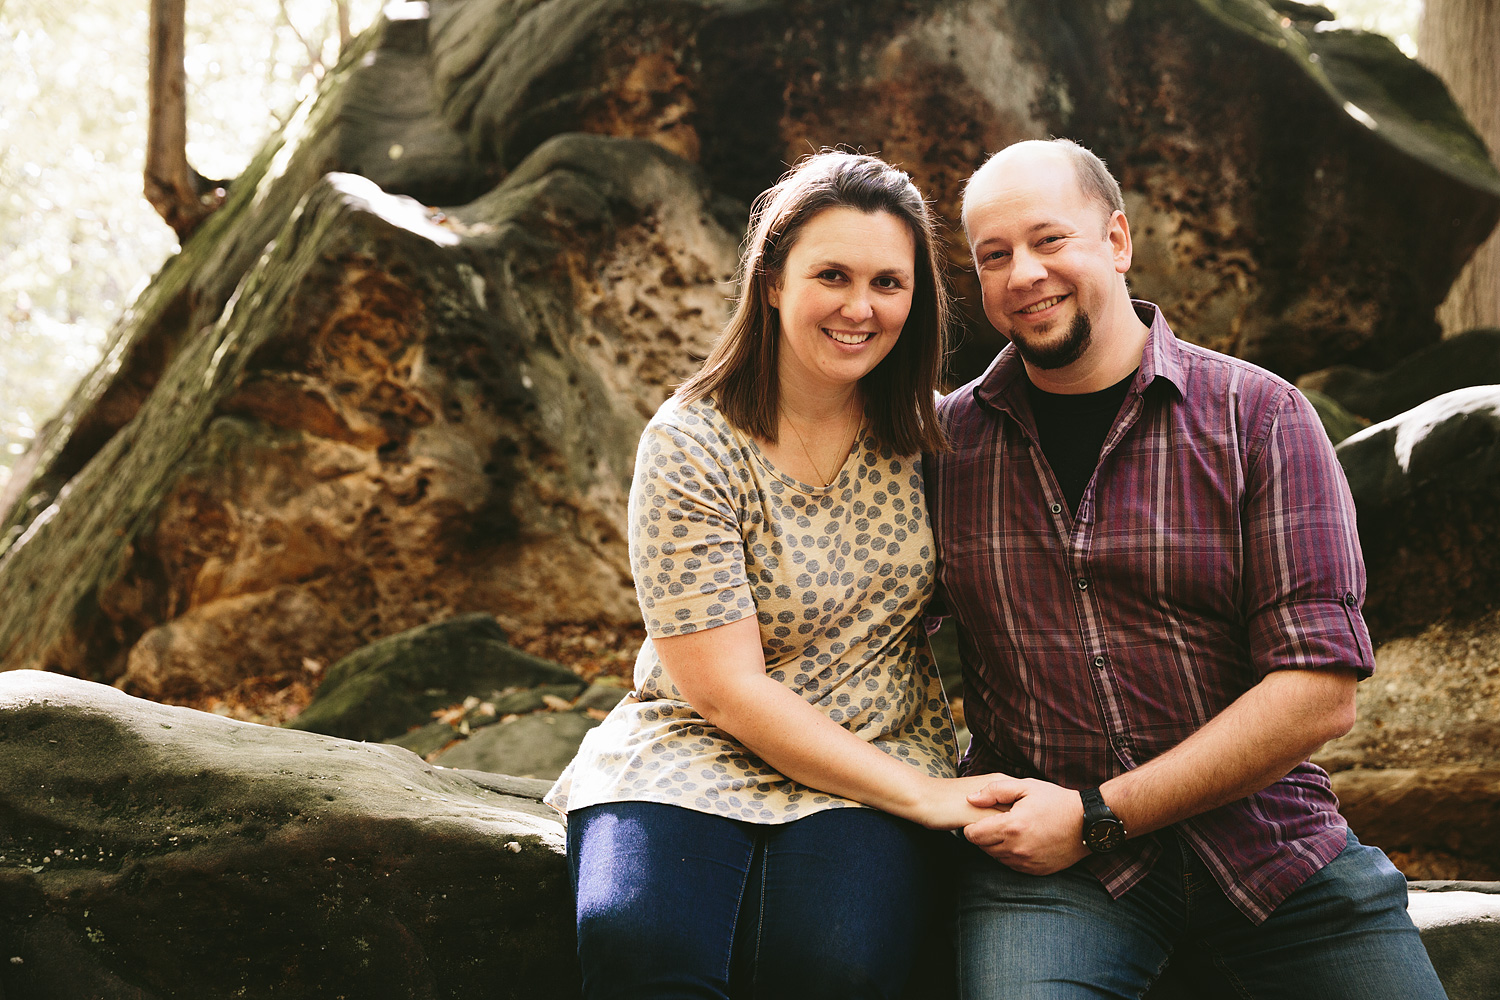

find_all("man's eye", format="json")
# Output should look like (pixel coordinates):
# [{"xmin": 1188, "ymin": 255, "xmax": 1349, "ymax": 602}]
[{"xmin": 1039, "ymin": 236, "xmax": 1063, "ymax": 246}]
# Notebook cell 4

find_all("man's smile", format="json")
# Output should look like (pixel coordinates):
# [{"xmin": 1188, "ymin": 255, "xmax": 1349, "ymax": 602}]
[{"xmin": 1018, "ymin": 294, "xmax": 1069, "ymax": 315}]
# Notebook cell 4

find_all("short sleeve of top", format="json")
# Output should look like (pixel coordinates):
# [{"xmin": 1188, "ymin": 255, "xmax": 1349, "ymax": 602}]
[{"xmin": 546, "ymin": 396, "xmax": 958, "ymax": 824}]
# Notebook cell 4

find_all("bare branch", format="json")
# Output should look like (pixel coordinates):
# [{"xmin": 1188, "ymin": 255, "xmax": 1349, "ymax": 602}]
[
  {"xmin": 337, "ymin": 0, "xmax": 353, "ymax": 52},
  {"xmin": 276, "ymin": 0, "xmax": 324, "ymax": 74}
]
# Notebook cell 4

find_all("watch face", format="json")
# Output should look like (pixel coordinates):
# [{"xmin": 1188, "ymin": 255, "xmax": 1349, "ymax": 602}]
[{"xmin": 1085, "ymin": 819, "xmax": 1126, "ymax": 853}]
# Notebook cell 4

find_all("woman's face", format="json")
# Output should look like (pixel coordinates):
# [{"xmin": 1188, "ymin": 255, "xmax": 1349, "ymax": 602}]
[{"xmin": 768, "ymin": 207, "xmax": 916, "ymax": 399}]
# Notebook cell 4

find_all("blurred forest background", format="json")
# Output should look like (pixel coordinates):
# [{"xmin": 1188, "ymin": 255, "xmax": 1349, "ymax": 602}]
[{"xmin": 0, "ymin": 0, "xmax": 1427, "ymax": 491}]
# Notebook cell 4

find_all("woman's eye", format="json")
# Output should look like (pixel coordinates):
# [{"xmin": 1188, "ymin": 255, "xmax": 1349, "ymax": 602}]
[
  {"xmin": 874, "ymin": 276, "xmax": 902, "ymax": 290},
  {"xmin": 818, "ymin": 269, "xmax": 846, "ymax": 282}
]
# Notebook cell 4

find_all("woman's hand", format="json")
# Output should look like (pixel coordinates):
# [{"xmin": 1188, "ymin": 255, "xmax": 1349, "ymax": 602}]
[{"xmin": 909, "ymin": 772, "xmax": 1015, "ymax": 831}]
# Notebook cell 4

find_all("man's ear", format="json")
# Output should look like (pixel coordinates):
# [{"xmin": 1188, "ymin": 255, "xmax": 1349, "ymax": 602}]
[{"xmin": 1109, "ymin": 210, "xmax": 1133, "ymax": 275}]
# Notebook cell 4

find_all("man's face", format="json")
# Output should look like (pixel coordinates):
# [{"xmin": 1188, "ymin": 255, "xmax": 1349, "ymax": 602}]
[{"xmin": 965, "ymin": 153, "xmax": 1131, "ymax": 371}]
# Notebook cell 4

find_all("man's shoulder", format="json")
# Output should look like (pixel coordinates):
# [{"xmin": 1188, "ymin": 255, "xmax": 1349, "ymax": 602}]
[{"xmin": 1168, "ymin": 336, "xmax": 1298, "ymax": 413}]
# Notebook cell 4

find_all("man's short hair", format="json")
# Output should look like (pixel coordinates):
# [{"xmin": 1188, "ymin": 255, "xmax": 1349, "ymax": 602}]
[
  {"xmin": 1052, "ymin": 138, "xmax": 1125, "ymax": 219},
  {"xmin": 962, "ymin": 138, "xmax": 1125, "ymax": 234}
]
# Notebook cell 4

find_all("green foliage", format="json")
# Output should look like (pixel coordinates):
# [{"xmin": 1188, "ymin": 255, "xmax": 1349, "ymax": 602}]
[{"xmin": 0, "ymin": 0, "xmax": 380, "ymax": 491}]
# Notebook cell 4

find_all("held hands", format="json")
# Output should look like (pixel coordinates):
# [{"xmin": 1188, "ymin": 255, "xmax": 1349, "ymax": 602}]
[
  {"xmin": 913, "ymin": 773, "xmax": 1015, "ymax": 831},
  {"xmin": 962, "ymin": 777, "xmax": 1091, "ymax": 874}
]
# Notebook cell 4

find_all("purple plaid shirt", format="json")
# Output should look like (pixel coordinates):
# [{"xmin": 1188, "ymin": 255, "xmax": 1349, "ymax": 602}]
[{"xmin": 930, "ymin": 302, "xmax": 1374, "ymax": 923}]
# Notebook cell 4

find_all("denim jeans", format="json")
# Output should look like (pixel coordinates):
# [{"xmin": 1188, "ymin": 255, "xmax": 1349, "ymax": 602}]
[
  {"xmin": 567, "ymin": 800, "xmax": 937, "ymax": 1000},
  {"xmin": 956, "ymin": 827, "xmax": 1448, "ymax": 1000}
]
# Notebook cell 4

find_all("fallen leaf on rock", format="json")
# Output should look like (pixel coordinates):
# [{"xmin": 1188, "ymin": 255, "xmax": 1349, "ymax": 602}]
[
  {"xmin": 585, "ymin": 708, "xmax": 609, "ymax": 721},
  {"xmin": 432, "ymin": 704, "xmax": 466, "ymax": 725},
  {"xmin": 541, "ymin": 694, "xmax": 574, "ymax": 711}
]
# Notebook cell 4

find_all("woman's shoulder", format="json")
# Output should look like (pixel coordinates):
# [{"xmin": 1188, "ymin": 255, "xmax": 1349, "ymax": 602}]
[
  {"xmin": 647, "ymin": 392, "xmax": 730, "ymax": 435},
  {"xmin": 641, "ymin": 394, "xmax": 750, "ymax": 477}
]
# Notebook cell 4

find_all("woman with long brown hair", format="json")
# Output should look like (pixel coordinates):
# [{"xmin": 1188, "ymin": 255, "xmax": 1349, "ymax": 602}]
[{"xmin": 547, "ymin": 151, "xmax": 999, "ymax": 999}]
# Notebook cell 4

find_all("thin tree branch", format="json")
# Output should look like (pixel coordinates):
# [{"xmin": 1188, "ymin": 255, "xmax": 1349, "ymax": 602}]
[{"xmin": 276, "ymin": 0, "xmax": 324, "ymax": 74}]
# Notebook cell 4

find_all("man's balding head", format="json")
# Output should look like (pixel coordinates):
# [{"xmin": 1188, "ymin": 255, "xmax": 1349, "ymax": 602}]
[{"xmin": 962, "ymin": 139, "xmax": 1124, "ymax": 237}]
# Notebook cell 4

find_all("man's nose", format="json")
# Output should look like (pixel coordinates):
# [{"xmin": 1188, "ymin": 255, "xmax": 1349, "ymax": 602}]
[{"xmin": 1008, "ymin": 249, "xmax": 1046, "ymax": 289}]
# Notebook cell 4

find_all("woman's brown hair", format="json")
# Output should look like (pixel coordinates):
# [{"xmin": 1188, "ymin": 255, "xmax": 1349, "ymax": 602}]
[{"xmin": 677, "ymin": 151, "xmax": 951, "ymax": 455}]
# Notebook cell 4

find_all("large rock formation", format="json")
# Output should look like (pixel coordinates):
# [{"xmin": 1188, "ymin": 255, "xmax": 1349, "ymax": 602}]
[
  {"xmin": 1337, "ymin": 385, "xmax": 1500, "ymax": 638},
  {"xmin": 1313, "ymin": 388, "xmax": 1500, "ymax": 878},
  {"xmin": 1299, "ymin": 327, "xmax": 1500, "ymax": 425},
  {"xmin": 0, "ymin": 132, "xmax": 738, "ymax": 699},
  {"xmin": 5, "ymin": 671, "xmax": 1498, "ymax": 1000},
  {"xmin": 0, "ymin": 670, "xmax": 577, "ymax": 1000},
  {"xmin": 1, "ymin": 0, "xmax": 1495, "ymax": 709}
]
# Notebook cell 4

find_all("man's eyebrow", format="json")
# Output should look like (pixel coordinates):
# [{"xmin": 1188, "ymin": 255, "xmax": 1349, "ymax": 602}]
[{"xmin": 973, "ymin": 221, "xmax": 1068, "ymax": 250}]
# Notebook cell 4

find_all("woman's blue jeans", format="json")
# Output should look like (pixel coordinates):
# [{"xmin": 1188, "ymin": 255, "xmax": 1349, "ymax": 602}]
[
  {"xmin": 956, "ymin": 827, "xmax": 1448, "ymax": 999},
  {"xmin": 567, "ymin": 800, "xmax": 937, "ymax": 1000}
]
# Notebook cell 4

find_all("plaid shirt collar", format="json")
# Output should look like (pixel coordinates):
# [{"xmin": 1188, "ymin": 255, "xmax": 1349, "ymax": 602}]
[{"xmin": 971, "ymin": 300, "xmax": 1187, "ymax": 422}]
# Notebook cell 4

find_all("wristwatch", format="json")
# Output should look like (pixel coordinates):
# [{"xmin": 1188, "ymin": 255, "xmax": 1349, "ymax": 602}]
[{"xmin": 1080, "ymin": 787, "xmax": 1127, "ymax": 853}]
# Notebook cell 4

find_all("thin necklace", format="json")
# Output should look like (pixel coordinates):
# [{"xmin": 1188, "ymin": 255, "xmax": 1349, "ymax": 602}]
[{"xmin": 783, "ymin": 398, "xmax": 861, "ymax": 488}]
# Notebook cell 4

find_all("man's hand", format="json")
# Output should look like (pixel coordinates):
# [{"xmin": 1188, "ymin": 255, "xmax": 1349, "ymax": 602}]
[{"xmin": 962, "ymin": 777, "xmax": 1090, "ymax": 874}]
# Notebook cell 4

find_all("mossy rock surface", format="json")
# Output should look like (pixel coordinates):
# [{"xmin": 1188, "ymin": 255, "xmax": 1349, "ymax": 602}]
[
  {"xmin": 0, "ymin": 670, "xmax": 576, "ymax": 1000},
  {"xmin": 1300, "ymin": 328, "xmax": 1500, "ymax": 424},
  {"xmin": 288, "ymin": 613, "xmax": 583, "ymax": 743}
]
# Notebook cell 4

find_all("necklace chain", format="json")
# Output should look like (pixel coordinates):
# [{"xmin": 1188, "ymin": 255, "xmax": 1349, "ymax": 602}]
[{"xmin": 783, "ymin": 399, "xmax": 860, "ymax": 489}]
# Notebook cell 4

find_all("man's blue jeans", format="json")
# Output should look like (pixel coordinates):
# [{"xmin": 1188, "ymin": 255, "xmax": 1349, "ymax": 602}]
[
  {"xmin": 957, "ymin": 828, "xmax": 1448, "ymax": 999},
  {"xmin": 567, "ymin": 800, "xmax": 937, "ymax": 1000}
]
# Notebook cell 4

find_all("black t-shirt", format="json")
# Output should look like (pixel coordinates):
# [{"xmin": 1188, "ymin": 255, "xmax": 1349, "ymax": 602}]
[{"xmin": 1025, "ymin": 369, "xmax": 1138, "ymax": 515}]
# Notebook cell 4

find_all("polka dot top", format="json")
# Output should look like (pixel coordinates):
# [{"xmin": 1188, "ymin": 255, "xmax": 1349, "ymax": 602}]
[{"xmin": 546, "ymin": 395, "xmax": 957, "ymax": 824}]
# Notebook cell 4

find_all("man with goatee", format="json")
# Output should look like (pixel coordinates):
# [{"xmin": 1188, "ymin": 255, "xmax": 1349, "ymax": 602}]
[{"xmin": 928, "ymin": 138, "xmax": 1447, "ymax": 999}]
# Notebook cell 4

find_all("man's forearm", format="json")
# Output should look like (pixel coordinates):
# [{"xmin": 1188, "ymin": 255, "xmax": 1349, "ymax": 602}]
[{"xmin": 1100, "ymin": 667, "xmax": 1357, "ymax": 837}]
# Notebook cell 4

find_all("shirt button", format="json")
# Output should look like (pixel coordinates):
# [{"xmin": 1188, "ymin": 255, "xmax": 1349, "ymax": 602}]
[
  {"xmin": 1050, "ymin": 503, "xmax": 1062, "ymax": 514},
  {"xmin": 1077, "ymin": 578, "xmax": 1089, "ymax": 591},
  {"xmin": 1344, "ymin": 593, "xmax": 1358, "ymax": 607},
  {"xmin": 1093, "ymin": 655, "xmax": 1106, "ymax": 669}
]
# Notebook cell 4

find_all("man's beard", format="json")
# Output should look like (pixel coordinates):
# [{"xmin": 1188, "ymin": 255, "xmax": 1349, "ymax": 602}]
[{"xmin": 1011, "ymin": 311, "xmax": 1092, "ymax": 370}]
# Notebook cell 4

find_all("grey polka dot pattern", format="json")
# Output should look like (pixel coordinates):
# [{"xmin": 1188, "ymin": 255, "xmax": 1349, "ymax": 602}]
[{"xmin": 546, "ymin": 396, "xmax": 958, "ymax": 824}]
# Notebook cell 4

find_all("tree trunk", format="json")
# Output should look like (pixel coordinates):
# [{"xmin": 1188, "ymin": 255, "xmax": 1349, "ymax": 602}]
[
  {"xmin": 145, "ymin": 0, "xmax": 222, "ymax": 239},
  {"xmin": 1421, "ymin": 0, "xmax": 1500, "ymax": 334}
]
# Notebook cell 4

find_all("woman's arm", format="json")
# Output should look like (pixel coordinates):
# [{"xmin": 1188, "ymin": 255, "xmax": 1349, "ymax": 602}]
[{"xmin": 655, "ymin": 616, "xmax": 1000, "ymax": 830}]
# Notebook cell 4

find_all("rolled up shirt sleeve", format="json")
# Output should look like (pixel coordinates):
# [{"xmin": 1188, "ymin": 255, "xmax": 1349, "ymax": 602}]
[{"xmin": 1242, "ymin": 387, "xmax": 1375, "ymax": 680}]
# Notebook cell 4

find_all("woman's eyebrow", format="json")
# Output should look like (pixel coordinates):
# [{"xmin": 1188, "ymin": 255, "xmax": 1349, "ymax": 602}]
[{"xmin": 812, "ymin": 259, "xmax": 913, "ymax": 279}]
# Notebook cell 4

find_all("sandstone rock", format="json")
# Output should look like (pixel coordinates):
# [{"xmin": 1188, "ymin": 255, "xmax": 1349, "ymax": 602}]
[
  {"xmin": 1318, "ymin": 610, "xmax": 1500, "ymax": 776},
  {"xmin": 1408, "ymin": 885, "xmax": 1500, "ymax": 1000},
  {"xmin": 430, "ymin": 712, "xmax": 601, "ymax": 779},
  {"xmin": 1329, "ymin": 767, "xmax": 1500, "ymax": 880},
  {"xmin": 0, "ymin": 132, "xmax": 739, "ymax": 694},
  {"xmin": 2, "ymin": 672, "xmax": 1495, "ymax": 1000},
  {"xmin": 428, "ymin": 0, "xmax": 1500, "ymax": 379},
  {"xmin": 286, "ymin": 613, "xmax": 583, "ymax": 743},
  {"xmin": 1299, "ymin": 327, "xmax": 1500, "ymax": 423},
  {"xmin": 0, "ymin": 670, "xmax": 577, "ymax": 1000},
  {"xmin": 2, "ymin": 0, "xmax": 1495, "ymax": 708},
  {"xmin": 0, "ymin": 12, "xmax": 487, "ymax": 554},
  {"xmin": 1336, "ymin": 385, "xmax": 1500, "ymax": 637}
]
